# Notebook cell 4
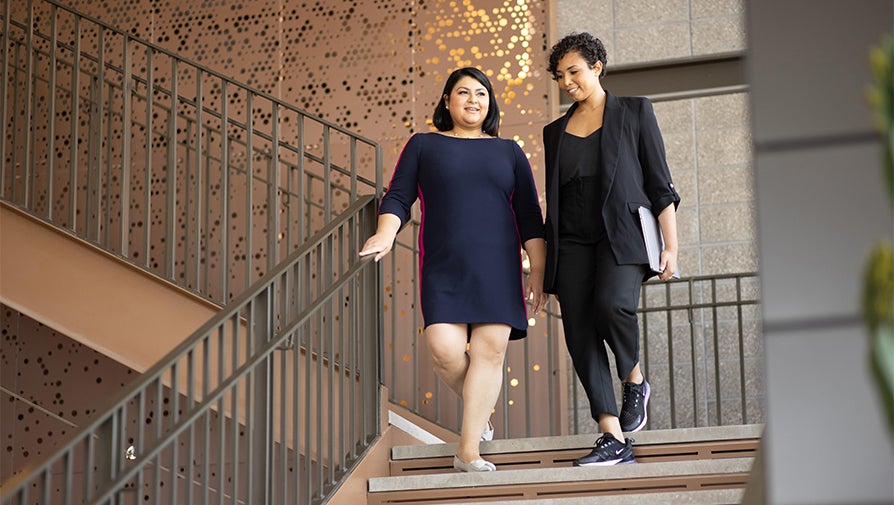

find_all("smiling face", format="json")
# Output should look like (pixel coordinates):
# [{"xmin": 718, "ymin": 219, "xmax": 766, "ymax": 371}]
[
  {"xmin": 553, "ymin": 50, "xmax": 603, "ymax": 103},
  {"xmin": 444, "ymin": 76, "xmax": 490, "ymax": 131}
]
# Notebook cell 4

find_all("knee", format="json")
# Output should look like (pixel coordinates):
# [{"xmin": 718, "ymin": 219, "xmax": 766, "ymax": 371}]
[
  {"xmin": 593, "ymin": 296, "xmax": 636, "ymax": 323},
  {"xmin": 469, "ymin": 340, "xmax": 507, "ymax": 367},
  {"xmin": 429, "ymin": 347, "xmax": 466, "ymax": 372}
]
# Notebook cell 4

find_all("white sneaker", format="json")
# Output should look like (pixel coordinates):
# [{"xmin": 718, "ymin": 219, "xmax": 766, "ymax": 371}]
[{"xmin": 480, "ymin": 419, "xmax": 494, "ymax": 441}]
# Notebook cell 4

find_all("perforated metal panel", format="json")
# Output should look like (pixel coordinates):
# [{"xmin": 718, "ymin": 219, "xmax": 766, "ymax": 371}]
[{"xmin": 3, "ymin": 2, "xmax": 554, "ymax": 484}]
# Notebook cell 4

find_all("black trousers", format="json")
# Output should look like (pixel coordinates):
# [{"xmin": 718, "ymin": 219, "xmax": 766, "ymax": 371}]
[{"xmin": 556, "ymin": 239, "xmax": 647, "ymax": 420}]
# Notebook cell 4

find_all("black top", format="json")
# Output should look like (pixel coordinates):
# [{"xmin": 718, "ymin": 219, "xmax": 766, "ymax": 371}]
[
  {"xmin": 558, "ymin": 129, "xmax": 604, "ymax": 243},
  {"xmin": 541, "ymin": 92, "xmax": 682, "ymax": 293}
]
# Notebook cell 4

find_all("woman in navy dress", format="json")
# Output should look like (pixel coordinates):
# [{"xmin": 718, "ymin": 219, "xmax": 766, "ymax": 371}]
[{"xmin": 360, "ymin": 67, "xmax": 546, "ymax": 472}]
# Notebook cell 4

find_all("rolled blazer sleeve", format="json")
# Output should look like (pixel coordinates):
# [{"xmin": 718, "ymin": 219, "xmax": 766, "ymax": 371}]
[{"xmin": 637, "ymin": 99, "xmax": 680, "ymax": 214}]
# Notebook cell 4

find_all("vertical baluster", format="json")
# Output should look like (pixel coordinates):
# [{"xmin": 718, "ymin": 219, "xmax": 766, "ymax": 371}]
[
  {"xmin": 688, "ymin": 279, "xmax": 699, "ymax": 427},
  {"xmin": 23, "ymin": 0, "xmax": 34, "ymax": 209},
  {"xmin": 296, "ymin": 115, "xmax": 305, "ymax": 242},
  {"xmin": 194, "ymin": 71, "xmax": 203, "ymax": 292},
  {"xmin": 220, "ymin": 80, "xmax": 229, "ymax": 302},
  {"xmin": 244, "ymin": 93, "xmax": 253, "ymax": 292},
  {"xmin": 45, "ymin": 5, "xmax": 58, "ymax": 220},
  {"xmin": 11, "ymin": 40, "xmax": 20, "ymax": 202},
  {"xmin": 143, "ymin": 48, "xmax": 153, "ymax": 268},
  {"xmin": 737, "ymin": 275, "xmax": 748, "ymax": 424},
  {"xmin": 103, "ymin": 42, "xmax": 112, "ymax": 249},
  {"xmin": 711, "ymin": 278, "xmax": 721, "ymax": 424},
  {"xmin": 121, "ymin": 35, "xmax": 132, "ymax": 256},
  {"xmin": 88, "ymin": 26, "xmax": 105, "ymax": 243},
  {"xmin": 322, "ymin": 126, "xmax": 331, "ymax": 222},
  {"xmin": 169, "ymin": 364, "xmax": 179, "ymax": 504},
  {"xmin": 165, "ymin": 59, "xmax": 178, "ymax": 279},
  {"xmin": 63, "ymin": 450, "xmax": 73, "ymax": 505},
  {"xmin": 69, "ymin": 16, "xmax": 80, "ymax": 229},
  {"xmin": 268, "ymin": 104, "xmax": 280, "ymax": 270},
  {"xmin": 134, "ymin": 390, "xmax": 146, "ymax": 505},
  {"xmin": 0, "ymin": 0, "xmax": 10, "ymax": 195},
  {"xmin": 216, "ymin": 327, "xmax": 226, "ymax": 505}
]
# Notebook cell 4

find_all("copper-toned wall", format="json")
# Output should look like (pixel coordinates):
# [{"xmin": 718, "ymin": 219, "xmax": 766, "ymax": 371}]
[{"xmin": 3, "ymin": 0, "xmax": 557, "ymax": 481}]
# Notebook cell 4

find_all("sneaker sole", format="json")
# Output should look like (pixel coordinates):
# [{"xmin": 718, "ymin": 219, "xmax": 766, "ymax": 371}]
[
  {"xmin": 624, "ymin": 381, "xmax": 650, "ymax": 433},
  {"xmin": 574, "ymin": 458, "xmax": 635, "ymax": 467}
]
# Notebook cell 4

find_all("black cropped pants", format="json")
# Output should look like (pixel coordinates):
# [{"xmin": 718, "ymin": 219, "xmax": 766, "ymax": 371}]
[{"xmin": 556, "ymin": 239, "xmax": 647, "ymax": 420}]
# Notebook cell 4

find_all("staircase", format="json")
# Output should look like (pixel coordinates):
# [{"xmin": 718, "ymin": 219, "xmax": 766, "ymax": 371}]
[
  {"xmin": 2, "ymin": 1, "xmax": 768, "ymax": 504},
  {"xmin": 367, "ymin": 425, "xmax": 761, "ymax": 504}
]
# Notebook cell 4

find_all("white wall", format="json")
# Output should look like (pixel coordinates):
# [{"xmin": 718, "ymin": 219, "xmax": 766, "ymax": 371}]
[{"xmin": 748, "ymin": 1, "xmax": 894, "ymax": 503}]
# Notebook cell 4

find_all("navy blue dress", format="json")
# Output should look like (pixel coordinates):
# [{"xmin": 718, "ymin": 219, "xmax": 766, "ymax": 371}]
[{"xmin": 379, "ymin": 133, "xmax": 545, "ymax": 340}]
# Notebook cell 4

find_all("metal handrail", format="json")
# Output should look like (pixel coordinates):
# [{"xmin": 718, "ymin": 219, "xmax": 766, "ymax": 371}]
[
  {"xmin": 0, "ymin": 195, "xmax": 381, "ymax": 505},
  {"xmin": 1, "ymin": 0, "xmax": 383, "ymax": 306}
]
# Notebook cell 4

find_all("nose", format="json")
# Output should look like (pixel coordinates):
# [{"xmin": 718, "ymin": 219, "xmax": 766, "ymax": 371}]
[{"xmin": 561, "ymin": 74, "xmax": 572, "ymax": 87}]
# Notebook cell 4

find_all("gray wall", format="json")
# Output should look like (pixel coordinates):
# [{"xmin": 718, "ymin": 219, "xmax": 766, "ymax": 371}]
[{"xmin": 748, "ymin": 1, "xmax": 894, "ymax": 503}]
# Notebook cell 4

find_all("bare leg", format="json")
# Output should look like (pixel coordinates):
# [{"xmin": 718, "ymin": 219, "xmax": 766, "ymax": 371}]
[
  {"xmin": 624, "ymin": 362, "xmax": 644, "ymax": 384},
  {"xmin": 426, "ymin": 323, "xmax": 509, "ymax": 464},
  {"xmin": 426, "ymin": 324, "xmax": 469, "ymax": 397},
  {"xmin": 457, "ymin": 324, "xmax": 509, "ymax": 463}
]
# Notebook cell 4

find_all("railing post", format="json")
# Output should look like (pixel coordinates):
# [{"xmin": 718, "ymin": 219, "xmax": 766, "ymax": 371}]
[
  {"xmin": 23, "ymin": 0, "xmax": 34, "ymax": 209},
  {"xmin": 120, "ymin": 35, "xmax": 132, "ymax": 256},
  {"xmin": 0, "ymin": 0, "xmax": 10, "ymax": 195},
  {"xmin": 248, "ymin": 291, "xmax": 273, "ymax": 505},
  {"xmin": 361, "ymin": 200, "xmax": 381, "ymax": 442}
]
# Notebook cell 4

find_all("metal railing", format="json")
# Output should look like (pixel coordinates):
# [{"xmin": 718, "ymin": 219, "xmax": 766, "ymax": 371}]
[
  {"xmin": 1, "ymin": 0, "xmax": 382, "ymax": 305},
  {"xmin": 0, "ymin": 195, "xmax": 381, "ymax": 505}
]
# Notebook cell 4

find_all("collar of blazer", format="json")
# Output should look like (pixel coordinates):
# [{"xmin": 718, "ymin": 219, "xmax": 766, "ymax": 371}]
[{"xmin": 547, "ymin": 90, "xmax": 627, "ymax": 217}]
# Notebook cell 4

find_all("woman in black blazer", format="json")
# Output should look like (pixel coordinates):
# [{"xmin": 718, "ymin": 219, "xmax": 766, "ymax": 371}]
[{"xmin": 543, "ymin": 33, "xmax": 680, "ymax": 466}]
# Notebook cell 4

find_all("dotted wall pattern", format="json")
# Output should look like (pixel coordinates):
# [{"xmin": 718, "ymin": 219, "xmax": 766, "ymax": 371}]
[
  {"xmin": 3, "ymin": 0, "xmax": 556, "ymax": 457},
  {"xmin": 1, "ymin": 305, "xmax": 137, "ymax": 482}
]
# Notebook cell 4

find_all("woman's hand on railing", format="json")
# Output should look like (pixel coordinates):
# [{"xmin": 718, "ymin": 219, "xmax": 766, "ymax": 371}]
[
  {"xmin": 360, "ymin": 213, "xmax": 402, "ymax": 262},
  {"xmin": 359, "ymin": 233, "xmax": 396, "ymax": 262}
]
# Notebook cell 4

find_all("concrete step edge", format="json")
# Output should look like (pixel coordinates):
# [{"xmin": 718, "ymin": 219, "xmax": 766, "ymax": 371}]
[
  {"xmin": 425, "ymin": 488, "xmax": 746, "ymax": 505},
  {"xmin": 368, "ymin": 455, "xmax": 754, "ymax": 493},
  {"xmin": 392, "ymin": 424, "xmax": 764, "ymax": 460}
]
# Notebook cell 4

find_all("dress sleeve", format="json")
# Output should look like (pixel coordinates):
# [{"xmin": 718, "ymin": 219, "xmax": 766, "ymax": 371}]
[
  {"xmin": 637, "ymin": 99, "xmax": 681, "ymax": 213},
  {"xmin": 378, "ymin": 133, "xmax": 422, "ymax": 227},
  {"xmin": 510, "ymin": 141, "xmax": 546, "ymax": 243}
]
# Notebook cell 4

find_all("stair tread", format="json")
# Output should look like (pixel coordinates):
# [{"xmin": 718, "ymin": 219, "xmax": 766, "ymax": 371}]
[
  {"xmin": 427, "ymin": 488, "xmax": 745, "ymax": 505},
  {"xmin": 368, "ymin": 456, "xmax": 753, "ymax": 493},
  {"xmin": 392, "ymin": 424, "xmax": 763, "ymax": 460}
]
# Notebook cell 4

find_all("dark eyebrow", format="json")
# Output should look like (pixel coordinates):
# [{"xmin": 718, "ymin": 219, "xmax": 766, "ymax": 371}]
[{"xmin": 455, "ymin": 85, "xmax": 487, "ymax": 93}]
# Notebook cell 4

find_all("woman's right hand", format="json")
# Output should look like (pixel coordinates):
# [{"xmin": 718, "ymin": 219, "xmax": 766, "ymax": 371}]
[
  {"xmin": 360, "ymin": 213, "xmax": 402, "ymax": 262},
  {"xmin": 359, "ymin": 233, "xmax": 395, "ymax": 262}
]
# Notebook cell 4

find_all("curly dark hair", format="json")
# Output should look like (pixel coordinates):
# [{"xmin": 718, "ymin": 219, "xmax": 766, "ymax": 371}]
[
  {"xmin": 547, "ymin": 32, "xmax": 607, "ymax": 79},
  {"xmin": 432, "ymin": 67, "xmax": 501, "ymax": 137}
]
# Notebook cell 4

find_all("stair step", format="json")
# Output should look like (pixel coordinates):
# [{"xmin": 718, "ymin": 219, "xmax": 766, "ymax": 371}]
[
  {"xmin": 417, "ymin": 488, "xmax": 745, "ymax": 505},
  {"xmin": 390, "ymin": 424, "xmax": 762, "ymax": 476},
  {"xmin": 367, "ymin": 457, "xmax": 753, "ymax": 504}
]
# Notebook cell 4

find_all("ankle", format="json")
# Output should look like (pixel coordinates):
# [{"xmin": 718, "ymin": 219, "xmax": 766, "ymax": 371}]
[{"xmin": 456, "ymin": 443, "xmax": 482, "ymax": 463}]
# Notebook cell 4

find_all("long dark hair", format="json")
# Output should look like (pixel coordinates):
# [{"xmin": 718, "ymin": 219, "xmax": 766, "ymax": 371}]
[{"xmin": 432, "ymin": 67, "xmax": 500, "ymax": 137}]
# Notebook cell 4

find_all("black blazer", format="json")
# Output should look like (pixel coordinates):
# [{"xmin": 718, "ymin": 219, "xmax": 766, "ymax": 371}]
[{"xmin": 542, "ymin": 91, "xmax": 680, "ymax": 293}]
